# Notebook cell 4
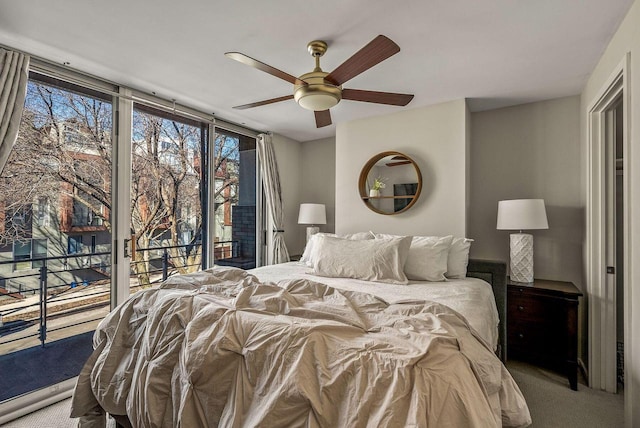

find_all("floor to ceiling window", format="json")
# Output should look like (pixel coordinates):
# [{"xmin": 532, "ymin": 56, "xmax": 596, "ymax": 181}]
[
  {"xmin": 0, "ymin": 59, "xmax": 260, "ymax": 420},
  {"xmin": 0, "ymin": 72, "xmax": 113, "ymax": 402},
  {"xmin": 129, "ymin": 104, "xmax": 207, "ymax": 286}
]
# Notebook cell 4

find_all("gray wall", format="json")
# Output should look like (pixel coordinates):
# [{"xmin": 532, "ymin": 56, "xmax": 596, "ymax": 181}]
[
  {"xmin": 270, "ymin": 135, "xmax": 336, "ymax": 257},
  {"xmin": 469, "ymin": 96, "xmax": 583, "ymax": 286},
  {"xmin": 270, "ymin": 133, "xmax": 303, "ymax": 256},
  {"xmin": 468, "ymin": 95, "xmax": 585, "ymax": 363},
  {"xmin": 300, "ymin": 137, "xmax": 336, "ymax": 249}
]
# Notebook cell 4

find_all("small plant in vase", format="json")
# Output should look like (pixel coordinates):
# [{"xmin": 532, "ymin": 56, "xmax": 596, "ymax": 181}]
[{"xmin": 369, "ymin": 176, "xmax": 387, "ymax": 197}]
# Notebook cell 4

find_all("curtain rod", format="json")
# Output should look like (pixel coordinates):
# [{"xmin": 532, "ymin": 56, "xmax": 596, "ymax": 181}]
[{"xmin": 3, "ymin": 43, "xmax": 265, "ymax": 137}]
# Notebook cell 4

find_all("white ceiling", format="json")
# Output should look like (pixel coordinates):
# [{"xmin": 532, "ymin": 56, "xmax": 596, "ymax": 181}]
[{"xmin": 0, "ymin": 0, "xmax": 633, "ymax": 142}]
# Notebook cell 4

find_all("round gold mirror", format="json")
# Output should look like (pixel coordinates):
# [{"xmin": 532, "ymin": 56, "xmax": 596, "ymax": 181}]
[{"xmin": 358, "ymin": 151, "xmax": 422, "ymax": 215}]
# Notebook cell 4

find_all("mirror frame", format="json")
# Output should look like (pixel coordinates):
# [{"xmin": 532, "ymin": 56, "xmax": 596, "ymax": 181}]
[{"xmin": 358, "ymin": 151, "xmax": 423, "ymax": 215}]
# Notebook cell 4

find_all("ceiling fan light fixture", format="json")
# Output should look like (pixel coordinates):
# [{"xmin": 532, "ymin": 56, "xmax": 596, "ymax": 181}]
[
  {"xmin": 294, "ymin": 70, "xmax": 342, "ymax": 111},
  {"xmin": 295, "ymin": 88, "xmax": 341, "ymax": 111}
]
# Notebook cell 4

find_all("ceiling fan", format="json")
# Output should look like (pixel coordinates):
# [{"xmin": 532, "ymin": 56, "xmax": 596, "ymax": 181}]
[{"xmin": 225, "ymin": 35, "xmax": 414, "ymax": 128}]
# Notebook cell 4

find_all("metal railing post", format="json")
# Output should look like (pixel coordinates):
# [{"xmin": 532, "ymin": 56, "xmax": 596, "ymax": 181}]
[
  {"xmin": 39, "ymin": 264, "xmax": 47, "ymax": 348},
  {"xmin": 162, "ymin": 248, "xmax": 169, "ymax": 281}
]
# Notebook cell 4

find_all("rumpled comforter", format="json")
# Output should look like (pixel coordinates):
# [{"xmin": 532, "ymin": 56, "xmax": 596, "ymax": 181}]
[{"xmin": 71, "ymin": 266, "xmax": 531, "ymax": 428}]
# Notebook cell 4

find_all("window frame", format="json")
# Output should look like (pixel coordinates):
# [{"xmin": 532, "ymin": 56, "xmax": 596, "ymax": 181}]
[
  {"xmin": 67, "ymin": 235, "xmax": 83, "ymax": 254},
  {"xmin": 11, "ymin": 238, "xmax": 48, "ymax": 270},
  {"xmin": 36, "ymin": 197, "xmax": 51, "ymax": 227},
  {"xmin": 131, "ymin": 102, "xmax": 210, "ymax": 271},
  {"xmin": 0, "ymin": 55, "xmax": 262, "ymax": 423}
]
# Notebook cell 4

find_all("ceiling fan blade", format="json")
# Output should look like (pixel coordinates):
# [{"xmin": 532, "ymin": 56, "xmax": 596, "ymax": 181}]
[
  {"xmin": 233, "ymin": 95, "xmax": 294, "ymax": 110},
  {"xmin": 342, "ymin": 89, "xmax": 414, "ymax": 106},
  {"xmin": 314, "ymin": 110, "xmax": 332, "ymax": 128},
  {"xmin": 325, "ymin": 35, "xmax": 400, "ymax": 86},
  {"xmin": 225, "ymin": 52, "xmax": 306, "ymax": 86}
]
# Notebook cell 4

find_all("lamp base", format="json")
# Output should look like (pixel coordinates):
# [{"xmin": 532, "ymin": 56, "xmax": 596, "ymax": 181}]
[
  {"xmin": 306, "ymin": 226, "xmax": 320, "ymax": 243},
  {"xmin": 510, "ymin": 233, "xmax": 534, "ymax": 283}
]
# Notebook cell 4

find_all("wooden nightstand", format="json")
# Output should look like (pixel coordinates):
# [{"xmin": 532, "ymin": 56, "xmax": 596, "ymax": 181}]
[{"xmin": 507, "ymin": 278, "xmax": 583, "ymax": 390}]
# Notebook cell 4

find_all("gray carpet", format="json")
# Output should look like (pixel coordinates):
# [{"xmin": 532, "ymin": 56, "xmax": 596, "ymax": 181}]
[
  {"xmin": 1, "ymin": 399, "xmax": 79, "ymax": 428},
  {"xmin": 1, "ymin": 361, "xmax": 624, "ymax": 427},
  {"xmin": 506, "ymin": 360, "xmax": 624, "ymax": 427}
]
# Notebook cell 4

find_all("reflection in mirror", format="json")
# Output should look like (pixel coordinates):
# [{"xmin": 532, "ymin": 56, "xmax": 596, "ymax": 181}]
[{"xmin": 358, "ymin": 151, "xmax": 422, "ymax": 215}]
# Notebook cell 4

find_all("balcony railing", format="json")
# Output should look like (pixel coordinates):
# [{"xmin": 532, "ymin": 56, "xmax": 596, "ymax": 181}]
[
  {"xmin": 0, "ymin": 251, "xmax": 111, "ymax": 349},
  {"xmin": 0, "ymin": 240, "xmax": 239, "ymax": 349}
]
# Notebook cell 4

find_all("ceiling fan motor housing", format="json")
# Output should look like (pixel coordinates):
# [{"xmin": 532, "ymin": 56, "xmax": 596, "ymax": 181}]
[{"xmin": 294, "ymin": 70, "xmax": 342, "ymax": 111}]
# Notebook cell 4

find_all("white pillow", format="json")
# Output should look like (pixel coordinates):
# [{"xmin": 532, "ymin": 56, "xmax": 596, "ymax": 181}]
[
  {"xmin": 372, "ymin": 233, "xmax": 453, "ymax": 281},
  {"xmin": 445, "ymin": 237, "xmax": 474, "ymax": 279},
  {"xmin": 404, "ymin": 235, "xmax": 453, "ymax": 281},
  {"xmin": 300, "ymin": 232, "xmax": 373, "ymax": 267},
  {"xmin": 300, "ymin": 233, "xmax": 332, "ymax": 266},
  {"xmin": 312, "ymin": 235, "xmax": 413, "ymax": 284},
  {"xmin": 341, "ymin": 231, "xmax": 376, "ymax": 240}
]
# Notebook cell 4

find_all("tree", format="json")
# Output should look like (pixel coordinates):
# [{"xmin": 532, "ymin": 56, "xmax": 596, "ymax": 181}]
[
  {"xmin": 130, "ymin": 111, "xmax": 202, "ymax": 283},
  {"xmin": 0, "ymin": 78, "xmax": 241, "ymax": 286},
  {"xmin": 0, "ymin": 83, "xmax": 112, "ymax": 249}
]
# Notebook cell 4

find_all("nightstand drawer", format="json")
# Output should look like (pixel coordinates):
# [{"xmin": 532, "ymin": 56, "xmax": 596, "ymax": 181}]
[
  {"xmin": 508, "ymin": 325, "xmax": 544, "ymax": 345},
  {"xmin": 508, "ymin": 322, "xmax": 562, "ymax": 355},
  {"xmin": 508, "ymin": 293, "xmax": 549, "ymax": 323}
]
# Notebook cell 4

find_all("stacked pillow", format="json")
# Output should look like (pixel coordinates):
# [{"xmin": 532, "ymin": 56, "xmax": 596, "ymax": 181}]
[
  {"xmin": 311, "ymin": 234, "xmax": 413, "ymax": 284},
  {"xmin": 300, "ymin": 232, "xmax": 373, "ymax": 267},
  {"xmin": 298, "ymin": 230, "xmax": 473, "ymax": 284},
  {"xmin": 445, "ymin": 237, "xmax": 475, "ymax": 278},
  {"xmin": 372, "ymin": 232, "xmax": 473, "ymax": 281}
]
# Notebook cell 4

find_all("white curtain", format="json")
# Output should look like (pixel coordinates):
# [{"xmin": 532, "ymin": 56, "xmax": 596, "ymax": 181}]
[
  {"xmin": 257, "ymin": 133, "xmax": 290, "ymax": 264},
  {"xmin": 0, "ymin": 48, "xmax": 30, "ymax": 173}
]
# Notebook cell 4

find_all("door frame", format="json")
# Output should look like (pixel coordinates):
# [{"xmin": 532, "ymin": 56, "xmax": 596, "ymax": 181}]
[{"xmin": 586, "ymin": 54, "xmax": 631, "ymax": 396}]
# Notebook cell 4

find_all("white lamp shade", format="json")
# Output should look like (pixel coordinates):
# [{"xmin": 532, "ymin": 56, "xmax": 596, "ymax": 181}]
[
  {"xmin": 496, "ymin": 199, "xmax": 549, "ymax": 230},
  {"xmin": 298, "ymin": 203, "xmax": 326, "ymax": 225}
]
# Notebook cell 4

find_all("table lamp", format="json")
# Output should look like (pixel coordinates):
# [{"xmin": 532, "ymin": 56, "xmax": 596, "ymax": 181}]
[
  {"xmin": 298, "ymin": 203, "xmax": 326, "ymax": 243},
  {"xmin": 497, "ymin": 199, "xmax": 548, "ymax": 283}
]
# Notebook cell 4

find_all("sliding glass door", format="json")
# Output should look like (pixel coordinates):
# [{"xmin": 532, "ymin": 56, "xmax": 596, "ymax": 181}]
[
  {"xmin": 0, "ymin": 64, "xmax": 260, "ymax": 419},
  {"xmin": 0, "ymin": 72, "xmax": 113, "ymax": 402},
  {"xmin": 128, "ymin": 104, "xmax": 208, "ymax": 286}
]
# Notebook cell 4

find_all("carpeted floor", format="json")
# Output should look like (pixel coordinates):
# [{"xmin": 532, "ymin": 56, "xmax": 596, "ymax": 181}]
[
  {"xmin": 1, "ymin": 399, "xmax": 80, "ymax": 428},
  {"xmin": 506, "ymin": 360, "xmax": 624, "ymax": 427},
  {"xmin": 1, "ymin": 360, "xmax": 625, "ymax": 427}
]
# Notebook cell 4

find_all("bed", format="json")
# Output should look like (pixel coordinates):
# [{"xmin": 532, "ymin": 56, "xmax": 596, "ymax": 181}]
[
  {"xmin": 249, "ymin": 259, "xmax": 507, "ymax": 361},
  {"xmin": 70, "ymin": 234, "xmax": 529, "ymax": 427}
]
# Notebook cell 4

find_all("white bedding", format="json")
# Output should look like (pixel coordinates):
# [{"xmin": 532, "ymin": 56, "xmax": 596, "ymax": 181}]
[
  {"xmin": 71, "ymin": 266, "xmax": 530, "ymax": 427},
  {"xmin": 250, "ymin": 261, "xmax": 500, "ymax": 351}
]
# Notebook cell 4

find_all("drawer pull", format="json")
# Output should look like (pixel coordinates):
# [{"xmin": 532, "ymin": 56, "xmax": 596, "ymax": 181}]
[
  {"xmin": 518, "ymin": 305, "xmax": 525, "ymax": 311},
  {"xmin": 518, "ymin": 333, "xmax": 524, "ymax": 339}
]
